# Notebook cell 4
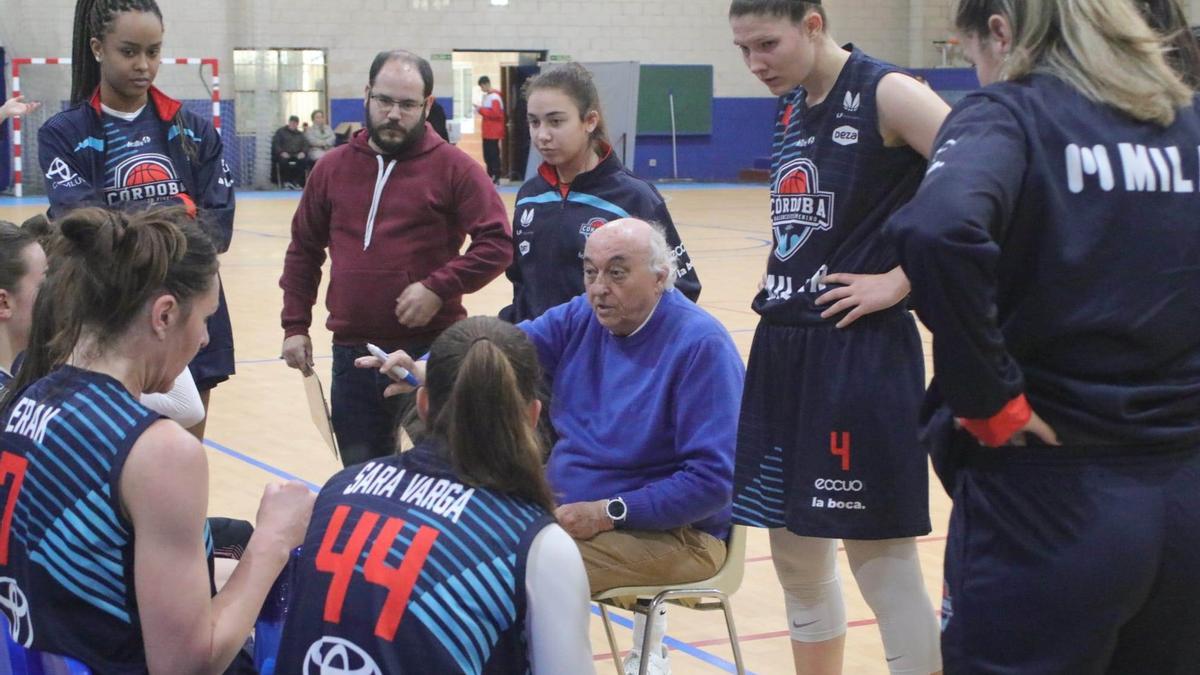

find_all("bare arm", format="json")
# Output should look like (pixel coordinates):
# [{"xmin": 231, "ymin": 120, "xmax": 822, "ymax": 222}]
[
  {"xmin": 122, "ymin": 421, "xmax": 313, "ymax": 674},
  {"xmin": 877, "ymin": 72, "xmax": 951, "ymax": 158},
  {"xmin": 815, "ymin": 74, "xmax": 951, "ymax": 328}
]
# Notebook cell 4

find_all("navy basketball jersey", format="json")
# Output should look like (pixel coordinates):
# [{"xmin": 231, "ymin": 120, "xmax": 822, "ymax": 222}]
[
  {"xmin": 0, "ymin": 365, "xmax": 213, "ymax": 671},
  {"xmin": 757, "ymin": 47, "xmax": 926, "ymax": 323},
  {"xmin": 277, "ymin": 442, "xmax": 553, "ymax": 675},
  {"xmin": 0, "ymin": 366, "xmax": 11, "ymax": 394},
  {"xmin": 101, "ymin": 106, "xmax": 188, "ymax": 209}
]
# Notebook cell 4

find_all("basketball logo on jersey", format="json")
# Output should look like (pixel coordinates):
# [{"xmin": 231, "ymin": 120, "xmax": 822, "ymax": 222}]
[
  {"xmin": 519, "ymin": 208, "xmax": 534, "ymax": 229},
  {"xmin": 302, "ymin": 636, "xmax": 381, "ymax": 675},
  {"xmin": 105, "ymin": 153, "xmax": 184, "ymax": 206},
  {"xmin": 842, "ymin": 91, "xmax": 861, "ymax": 112},
  {"xmin": 519, "ymin": 240, "xmax": 531, "ymax": 256},
  {"xmin": 771, "ymin": 158, "xmax": 835, "ymax": 261},
  {"xmin": 579, "ymin": 217, "xmax": 607, "ymax": 237}
]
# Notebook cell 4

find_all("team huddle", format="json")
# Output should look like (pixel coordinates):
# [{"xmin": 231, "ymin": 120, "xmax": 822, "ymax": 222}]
[{"xmin": 1, "ymin": 0, "xmax": 1199, "ymax": 673}]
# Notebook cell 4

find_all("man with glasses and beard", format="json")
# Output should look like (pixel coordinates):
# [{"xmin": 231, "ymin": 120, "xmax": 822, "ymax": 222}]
[{"xmin": 279, "ymin": 50, "xmax": 512, "ymax": 467}]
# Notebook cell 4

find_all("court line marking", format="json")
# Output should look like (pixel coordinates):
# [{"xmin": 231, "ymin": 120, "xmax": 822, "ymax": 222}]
[
  {"xmin": 203, "ymin": 438, "xmax": 321, "ymax": 492},
  {"xmin": 204, "ymin": 436, "xmax": 752, "ymax": 672}
]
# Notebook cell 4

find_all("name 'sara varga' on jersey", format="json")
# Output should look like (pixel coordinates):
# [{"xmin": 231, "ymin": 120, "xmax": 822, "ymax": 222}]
[{"xmin": 342, "ymin": 461, "xmax": 476, "ymax": 523}]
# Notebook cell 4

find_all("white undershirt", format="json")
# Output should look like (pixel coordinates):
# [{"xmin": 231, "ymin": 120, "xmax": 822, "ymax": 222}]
[
  {"xmin": 525, "ymin": 524, "xmax": 596, "ymax": 674},
  {"xmin": 139, "ymin": 368, "xmax": 205, "ymax": 428},
  {"xmin": 100, "ymin": 102, "xmax": 146, "ymax": 122}
]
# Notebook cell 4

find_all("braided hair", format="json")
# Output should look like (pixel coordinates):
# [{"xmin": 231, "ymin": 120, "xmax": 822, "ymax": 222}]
[{"xmin": 71, "ymin": 0, "xmax": 198, "ymax": 161}]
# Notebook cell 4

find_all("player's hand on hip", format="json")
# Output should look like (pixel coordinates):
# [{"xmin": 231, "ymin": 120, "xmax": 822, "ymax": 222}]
[
  {"xmin": 555, "ymin": 500, "xmax": 614, "ymax": 540},
  {"xmin": 395, "ymin": 282, "xmax": 444, "ymax": 328},
  {"xmin": 816, "ymin": 266, "xmax": 911, "ymax": 328},
  {"xmin": 354, "ymin": 349, "xmax": 426, "ymax": 397},
  {"xmin": 280, "ymin": 335, "xmax": 314, "ymax": 376},
  {"xmin": 251, "ymin": 481, "xmax": 316, "ymax": 561}
]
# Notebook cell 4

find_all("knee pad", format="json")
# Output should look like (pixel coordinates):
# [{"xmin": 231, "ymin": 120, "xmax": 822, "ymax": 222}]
[
  {"xmin": 770, "ymin": 529, "xmax": 847, "ymax": 642},
  {"xmin": 846, "ymin": 538, "xmax": 942, "ymax": 674}
]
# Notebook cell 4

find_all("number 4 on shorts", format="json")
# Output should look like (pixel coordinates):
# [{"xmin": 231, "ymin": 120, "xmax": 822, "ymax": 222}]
[{"xmin": 830, "ymin": 432, "xmax": 851, "ymax": 472}]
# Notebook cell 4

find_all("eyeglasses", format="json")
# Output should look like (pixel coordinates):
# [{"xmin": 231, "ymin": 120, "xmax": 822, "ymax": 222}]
[{"xmin": 368, "ymin": 93, "xmax": 426, "ymax": 115}]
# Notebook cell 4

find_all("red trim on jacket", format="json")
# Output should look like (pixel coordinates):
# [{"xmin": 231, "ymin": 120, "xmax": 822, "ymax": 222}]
[
  {"xmin": 958, "ymin": 394, "xmax": 1032, "ymax": 447},
  {"xmin": 88, "ymin": 86, "xmax": 182, "ymax": 121},
  {"xmin": 538, "ymin": 143, "xmax": 615, "ymax": 198}
]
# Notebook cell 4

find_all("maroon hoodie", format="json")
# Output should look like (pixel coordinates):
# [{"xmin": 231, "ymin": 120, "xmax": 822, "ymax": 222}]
[{"xmin": 280, "ymin": 126, "xmax": 511, "ymax": 347}]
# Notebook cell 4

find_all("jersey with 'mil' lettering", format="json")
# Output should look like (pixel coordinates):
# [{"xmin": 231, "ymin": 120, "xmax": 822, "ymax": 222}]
[
  {"xmin": 277, "ymin": 441, "xmax": 553, "ymax": 674},
  {"xmin": 757, "ymin": 46, "xmax": 926, "ymax": 324},
  {"xmin": 887, "ymin": 74, "xmax": 1200, "ymax": 448}
]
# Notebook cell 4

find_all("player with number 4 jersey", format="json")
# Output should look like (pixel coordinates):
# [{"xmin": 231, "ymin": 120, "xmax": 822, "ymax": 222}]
[{"xmin": 728, "ymin": 2, "xmax": 949, "ymax": 674}]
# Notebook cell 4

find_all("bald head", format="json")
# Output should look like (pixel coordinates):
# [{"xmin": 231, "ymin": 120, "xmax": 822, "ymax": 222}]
[
  {"xmin": 587, "ymin": 217, "xmax": 653, "ymax": 255},
  {"xmin": 583, "ymin": 218, "xmax": 675, "ymax": 336}
]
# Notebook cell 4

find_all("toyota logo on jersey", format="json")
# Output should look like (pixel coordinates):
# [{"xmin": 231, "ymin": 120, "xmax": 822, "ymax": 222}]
[
  {"xmin": 771, "ymin": 158, "xmax": 835, "ymax": 261},
  {"xmin": 302, "ymin": 636, "xmax": 382, "ymax": 675},
  {"xmin": 105, "ymin": 153, "xmax": 185, "ymax": 206},
  {"xmin": 0, "ymin": 577, "xmax": 33, "ymax": 647}
]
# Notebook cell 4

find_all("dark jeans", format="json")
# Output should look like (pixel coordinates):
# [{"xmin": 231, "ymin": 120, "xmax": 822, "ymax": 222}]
[
  {"xmin": 276, "ymin": 158, "xmax": 305, "ymax": 186},
  {"xmin": 330, "ymin": 343, "xmax": 424, "ymax": 468},
  {"xmin": 482, "ymin": 139, "xmax": 501, "ymax": 182}
]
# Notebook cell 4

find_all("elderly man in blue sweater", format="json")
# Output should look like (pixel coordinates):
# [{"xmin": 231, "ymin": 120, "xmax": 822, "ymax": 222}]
[{"xmin": 361, "ymin": 218, "xmax": 744, "ymax": 673}]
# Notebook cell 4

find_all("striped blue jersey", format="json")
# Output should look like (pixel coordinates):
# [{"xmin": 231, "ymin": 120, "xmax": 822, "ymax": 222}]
[
  {"xmin": 756, "ymin": 46, "xmax": 927, "ymax": 324},
  {"xmin": 277, "ymin": 442, "xmax": 553, "ymax": 675},
  {"xmin": 0, "ymin": 365, "xmax": 213, "ymax": 672}
]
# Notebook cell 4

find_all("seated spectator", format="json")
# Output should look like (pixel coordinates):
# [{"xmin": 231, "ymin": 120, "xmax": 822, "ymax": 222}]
[
  {"xmin": 305, "ymin": 110, "xmax": 335, "ymax": 163},
  {"xmin": 276, "ymin": 317, "xmax": 594, "ymax": 674},
  {"xmin": 368, "ymin": 218, "xmax": 744, "ymax": 675},
  {"xmin": 271, "ymin": 115, "xmax": 309, "ymax": 188}
]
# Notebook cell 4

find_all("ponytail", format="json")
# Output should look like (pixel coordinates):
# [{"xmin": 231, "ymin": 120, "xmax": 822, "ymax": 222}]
[
  {"xmin": 425, "ymin": 317, "xmax": 555, "ymax": 512},
  {"xmin": 70, "ymin": 0, "xmax": 103, "ymax": 105}
]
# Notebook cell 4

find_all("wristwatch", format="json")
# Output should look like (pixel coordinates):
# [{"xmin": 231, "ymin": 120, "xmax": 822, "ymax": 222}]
[{"xmin": 605, "ymin": 497, "xmax": 628, "ymax": 524}]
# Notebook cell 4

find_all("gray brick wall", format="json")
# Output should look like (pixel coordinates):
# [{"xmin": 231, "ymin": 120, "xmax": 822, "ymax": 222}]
[{"xmin": 2, "ymin": 0, "xmax": 961, "ymax": 99}]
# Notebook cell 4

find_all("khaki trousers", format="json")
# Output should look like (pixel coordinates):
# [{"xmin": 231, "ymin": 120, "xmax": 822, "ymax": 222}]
[{"xmin": 577, "ymin": 527, "xmax": 727, "ymax": 594}]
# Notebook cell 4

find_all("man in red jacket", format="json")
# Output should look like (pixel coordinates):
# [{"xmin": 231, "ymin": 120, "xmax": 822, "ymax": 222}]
[
  {"xmin": 279, "ymin": 50, "xmax": 512, "ymax": 466},
  {"xmin": 474, "ymin": 75, "xmax": 506, "ymax": 185}
]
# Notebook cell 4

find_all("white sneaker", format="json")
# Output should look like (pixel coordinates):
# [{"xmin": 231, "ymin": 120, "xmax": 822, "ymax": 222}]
[{"xmin": 622, "ymin": 645, "xmax": 670, "ymax": 675}]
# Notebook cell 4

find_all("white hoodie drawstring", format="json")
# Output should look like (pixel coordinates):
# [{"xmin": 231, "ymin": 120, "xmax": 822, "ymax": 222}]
[{"xmin": 364, "ymin": 155, "xmax": 397, "ymax": 250}]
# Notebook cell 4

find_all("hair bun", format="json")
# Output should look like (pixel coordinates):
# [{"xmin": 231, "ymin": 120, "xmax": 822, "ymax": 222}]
[{"xmin": 57, "ymin": 207, "xmax": 125, "ymax": 259}]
